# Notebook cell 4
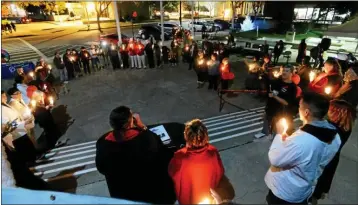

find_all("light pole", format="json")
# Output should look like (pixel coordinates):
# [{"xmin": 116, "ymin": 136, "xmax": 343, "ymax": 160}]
[
  {"xmin": 113, "ymin": 1, "xmax": 122, "ymax": 45},
  {"xmin": 160, "ymin": 0, "xmax": 164, "ymax": 42},
  {"xmin": 191, "ymin": 1, "xmax": 194, "ymax": 40}
]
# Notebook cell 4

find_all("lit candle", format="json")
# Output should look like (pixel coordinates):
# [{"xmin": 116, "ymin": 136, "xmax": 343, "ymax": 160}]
[
  {"xmin": 29, "ymin": 71, "xmax": 34, "ymax": 78},
  {"xmin": 43, "ymin": 84, "xmax": 47, "ymax": 90},
  {"xmin": 102, "ymin": 41, "xmax": 107, "ymax": 46},
  {"xmin": 31, "ymin": 100, "xmax": 36, "ymax": 108},
  {"xmin": 249, "ymin": 64, "xmax": 255, "ymax": 71},
  {"xmin": 309, "ymin": 71, "xmax": 316, "ymax": 82},
  {"xmin": 70, "ymin": 57, "xmax": 74, "ymax": 61},
  {"xmin": 111, "ymin": 46, "xmax": 115, "ymax": 50},
  {"xmin": 48, "ymin": 96, "xmax": 54, "ymax": 106},
  {"xmin": 273, "ymin": 71, "xmax": 280, "ymax": 78},
  {"xmin": 199, "ymin": 59, "xmax": 204, "ymax": 65},
  {"xmin": 281, "ymin": 118, "xmax": 288, "ymax": 136},
  {"xmin": 48, "ymin": 65, "xmax": 52, "ymax": 70},
  {"xmin": 221, "ymin": 65, "xmax": 225, "ymax": 71},
  {"xmin": 185, "ymin": 46, "xmax": 189, "ymax": 51},
  {"xmin": 100, "ymin": 49, "xmax": 103, "ymax": 53},
  {"xmin": 325, "ymin": 86, "xmax": 332, "ymax": 95},
  {"xmin": 207, "ymin": 60, "xmax": 212, "ymax": 66},
  {"xmin": 199, "ymin": 198, "xmax": 211, "ymax": 204}
]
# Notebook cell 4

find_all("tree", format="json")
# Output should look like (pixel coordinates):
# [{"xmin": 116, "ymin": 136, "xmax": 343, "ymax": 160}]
[
  {"xmin": 231, "ymin": 1, "xmax": 244, "ymax": 30},
  {"xmin": 95, "ymin": 1, "xmax": 111, "ymax": 33},
  {"xmin": 207, "ymin": 2, "xmax": 215, "ymax": 18},
  {"xmin": 183, "ymin": 2, "xmax": 193, "ymax": 11},
  {"xmin": 252, "ymin": 1, "xmax": 264, "ymax": 21},
  {"xmin": 163, "ymin": 1, "xmax": 179, "ymax": 12},
  {"xmin": 199, "ymin": 5, "xmax": 208, "ymax": 12}
]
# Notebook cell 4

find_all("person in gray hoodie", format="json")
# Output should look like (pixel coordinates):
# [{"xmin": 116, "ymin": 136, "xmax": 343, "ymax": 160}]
[{"xmin": 207, "ymin": 54, "xmax": 220, "ymax": 91}]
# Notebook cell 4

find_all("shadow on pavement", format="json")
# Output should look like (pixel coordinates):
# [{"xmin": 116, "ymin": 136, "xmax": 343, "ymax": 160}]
[
  {"xmin": 48, "ymin": 166, "xmax": 85, "ymax": 193},
  {"xmin": 52, "ymin": 105, "xmax": 75, "ymax": 136}
]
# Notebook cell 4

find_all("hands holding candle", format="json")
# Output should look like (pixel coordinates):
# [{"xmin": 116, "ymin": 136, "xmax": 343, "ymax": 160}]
[
  {"xmin": 48, "ymin": 96, "xmax": 54, "ymax": 106},
  {"xmin": 325, "ymin": 86, "xmax": 332, "ymax": 95},
  {"xmin": 276, "ymin": 118, "xmax": 289, "ymax": 140},
  {"xmin": 309, "ymin": 71, "xmax": 316, "ymax": 82}
]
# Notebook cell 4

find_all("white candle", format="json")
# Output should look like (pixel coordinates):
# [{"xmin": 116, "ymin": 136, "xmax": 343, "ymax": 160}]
[
  {"xmin": 49, "ymin": 96, "xmax": 54, "ymax": 105},
  {"xmin": 325, "ymin": 87, "xmax": 332, "ymax": 95}
]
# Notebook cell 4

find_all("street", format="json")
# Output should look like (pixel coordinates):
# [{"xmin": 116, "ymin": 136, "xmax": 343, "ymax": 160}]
[{"xmin": 1, "ymin": 22, "xmax": 357, "ymax": 204}]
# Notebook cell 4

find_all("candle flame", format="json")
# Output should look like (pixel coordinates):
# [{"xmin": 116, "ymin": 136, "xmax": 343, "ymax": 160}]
[
  {"xmin": 48, "ymin": 65, "xmax": 52, "ymax": 70},
  {"xmin": 249, "ymin": 64, "xmax": 255, "ymax": 71},
  {"xmin": 207, "ymin": 60, "xmax": 212, "ymax": 66},
  {"xmin": 281, "ymin": 118, "xmax": 288, "ymax": 135},
  {"xmin": 199, "ymin": 59, "xmax": 204, "ymax": 65},
  {"xmin": 31, "ymin": 100, "xmax": 36, "ymax": 107},
  {"xmin": 29, "ymin": 72, "xmax": 34, "ymax": 77},
  {"xmin": 111, "ymin": 46, "xmax": 115, "ymax": 50},
  {"xmin": 309, "ymin": 71, "xmax": 316, "ymax": 82},
  {"xmin": 185, "ymin": 46, "xmax": 189, "ymax": 51},
  {"xmin": 199, "ymin": 198, "xmax": 211, "ymax": 204},
  {"xmin": 43, "ymin": 84, "xmax": 47, "ymax": 90},
  {"xmin": 325, "ymin": 86, "xmax": 332, "ymax": 95},
  {"xmin": 49, "ymin": 96, "xmax": 54, "ymax": 105},
  {"xmin": 273, "ymin": 71, "xmax": 280, "ymax": 78},
  {"xmin": 70, "ymin": 57, "xmax": 74, "ymax": 61}
]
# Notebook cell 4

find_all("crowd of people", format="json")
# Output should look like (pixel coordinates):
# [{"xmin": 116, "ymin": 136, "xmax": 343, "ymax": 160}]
[
  {"xmin": 2, "ymin": 27, "xmax": 358, "ymax": 204},
  {"xmin": 1, "ymin": 19, "xmax": 16, "ymax": 34}
]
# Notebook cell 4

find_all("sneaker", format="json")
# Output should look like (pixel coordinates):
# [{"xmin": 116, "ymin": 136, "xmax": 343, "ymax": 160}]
[{"xmin": 254, "ymin": 132, "xmax": 266, "ymax": 139}]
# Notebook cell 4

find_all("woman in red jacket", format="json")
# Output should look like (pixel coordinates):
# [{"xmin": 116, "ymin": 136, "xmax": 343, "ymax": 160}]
[
  {"xmin": 309, "ymin": 58, "xmax": 343, "ymax": 97},
  {"xmin": 168, "ymin": 119, "xmax": 225, "ymax": 204},
  {"xmin": 220, "ymin": 58, "xmax": 234, "ymax": 93}
]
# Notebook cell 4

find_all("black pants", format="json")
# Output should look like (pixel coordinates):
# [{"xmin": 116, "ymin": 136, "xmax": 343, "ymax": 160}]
[
  {"xmin": 197, "ymin": 71, "xmax": 207, "ymax": 83},
  {"xmin": 121, "ymin": 54, "xmax": 129, "ymax": 68},
  {"xmin": 273, "ymin": 54, "xmax": 280, "ymax": 65},
  {"xmin": 147, "ymin": 54, "xmax": 155, "ymax": 68},
  {"xmin": 188, "ymin": 57, "xmax": 194, "ymax": 70},
  {"xmin": 12, "ymin": 135, "xmax": 37, "ymax": 163},
  {"xmin": 221, "ymin": 79, "xmax": 229, "ymax": 91},
  {"xmin": 34, "ymin": 107, "xmax": 61, "ymax": 149},
  {"xmin": 110, "ymin": 55, "xmax": 121, "ymax": 70},
  {"xmin": 67, "ymin": 66, "xmax": 75, "ymax": 80},
  {"xmin": 82, "ymin": 60, "xmax": 91, "ymax": 74},
  {"xmin": 267, "ymin": 190, "xmax": 308, "ymax": 205},
  {"xmin": 156, "ymin": 55, "xmax": 161, "ymax": 67},
  {"xmin": 208, "ymin": 75, "xmax": 219, "ymax": 90}
]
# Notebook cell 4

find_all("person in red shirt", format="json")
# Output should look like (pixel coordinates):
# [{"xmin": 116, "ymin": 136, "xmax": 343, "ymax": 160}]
[
  {"xmin": 220, "ymin": 58, "xmax": 234, "ymax": 93},
  {"xmin": 136, "ymin": 40, "xmax": 146, "ymax": 69},
  {"xmin": 168, "ymin": 119, "xmax": 225, "ymax": 205},
  {"xmin": 128, "ymin": 39, "xmax": 137, "ymax": 69},
  {"xmin": 309, "ymin": 59, "xmax": 343, "ymax": 97}
]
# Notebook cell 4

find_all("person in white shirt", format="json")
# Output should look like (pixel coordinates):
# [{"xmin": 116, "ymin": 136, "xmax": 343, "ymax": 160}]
[
  {"xmin": 1, "ymin": 91, "xmax": 37, "ymax": 162},
  {"xmin": 7, "ymin": 87, "xmax": 37, "ymax": 148},
  {"xmin": 265, "ymin": 92, "xmax": 341, "ymax": 204}
]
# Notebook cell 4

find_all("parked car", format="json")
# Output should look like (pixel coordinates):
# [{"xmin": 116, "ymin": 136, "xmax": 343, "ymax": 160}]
[
  {"xmin": 99, "ymin": 33, "xmax": 130, "ymax": 46},
  {"xmin": 188, "ymin": 21, "xmax": 205, "ymax": 32},
  {"xmin": 138, "ymin": 25, "xmax": 172, "ymax": 40},
  {"xmin": 157, "ymin": 22, "xmax": 179, "ymax": 31},
  {"xmin": 213, "ymin": 19, "xmax": 231, "ymax": 30},
  {"xmin": 205, "ymin": 21, "xmax": 221, "ymax": 32},
  {"xmin": 4, "ymin": 16, "xmax": 31, "ymax": 24}
]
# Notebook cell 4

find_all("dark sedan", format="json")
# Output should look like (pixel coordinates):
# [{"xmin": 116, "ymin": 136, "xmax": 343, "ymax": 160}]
[
  {"xmin": 137, "ymin": 25, "xmax": 172, "ymax": 41},
  {"xmin": 213, "ymin": 19, "xmax": 231, "ymax": 30},
  {"xmin": 99, "ymin": 33, "xmax": 130, "ymax": 46}
]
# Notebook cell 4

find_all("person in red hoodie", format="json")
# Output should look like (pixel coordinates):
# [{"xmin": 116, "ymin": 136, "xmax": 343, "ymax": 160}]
[
  {"xmin": 168, "ymin": 119, "xmax": 225, "ymax": 205},
  {"xmin": 220, "ymin": 58, "xmax": 235, "ymax": 94},
  {"xmin": 128, "ymin": 39, "xmax": 137, "ymax": 69},
  {"xmin": 136, "ymin": 40, "xmax": 146, "ymax": 69},
  {"xmin": 309, "ymin": 58, "xmax": 343, "ymax": 97}
]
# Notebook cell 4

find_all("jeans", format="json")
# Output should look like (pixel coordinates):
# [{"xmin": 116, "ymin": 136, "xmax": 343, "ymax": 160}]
[{"xmin": 58, "ymin": 69, "xmax": 68, "ymax": 82}]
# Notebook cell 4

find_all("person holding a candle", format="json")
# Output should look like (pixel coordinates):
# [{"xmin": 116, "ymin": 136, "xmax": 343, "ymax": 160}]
[
  {"xmin": 154, "ymin": 41, "xmax": 162, "ymax": 68},
  {"xmin": 296, "ymin": 56, "xmax": 312, "ymax": 91},
  {"xmin": 188, "ymin": 41, "xmax": 199, "ymax": 70},
  {"xmin": 145, "ymin": 40, "xmax": 155, "ymax": 69},
  {"xmin": 89, "ymin": 45, "xmax": 100, "ymax": 72},
  {"xmin": 265, "ymin": 92, "xmax": 341, "ymax": 205},
  {"xmin": 195, "ymin": 52, "xmax": 208, "ymax": 88},
  {"xmin": 136, "ymin": 40, "xmax": 146, "ymax": 69},
  {"xmin": 108, "ymin": 42, "xmax": 121, "ymax": 70},
  {"xmin": 119, "ymin": 43, "xmax": 130, "ymax": 69},
  {"xmin": 168, "ymin": 119, "xmax": 227, "ymax": 205},
  {"xmin": 2, "ymin": 90, "xmax": 37, "ymax": 163},
  {"xmin": 208, "ymin": 54, "xmax": 221, "ymax": 91},
  {"xmin": 54, "ymin": 51, "xmax": 70, "ymax": 82},
  {"xmin": 311, "ymin": 99, "xmax": 356, "ymax": 205},
  {"xmin": 333, "ymin": 63, "xmax": 358, "ymax": 108},
  {"xmin": 309, "ymin": 59, "xmax": 342, "ymax": 97},
  {"xmin": 254, "ymin": 65, "xmax": 297, "ymax": 139},
  {"xmin": 79, "ymin": 47, "xmax": 91, "ymax": 74},
  {"xmin": 220, "ymin": 58, "xmax": 235, "ymax": 94}
]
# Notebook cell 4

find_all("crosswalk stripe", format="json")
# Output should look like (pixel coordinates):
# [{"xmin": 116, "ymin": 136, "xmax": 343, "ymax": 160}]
[{"xmin": 35, "ymin": 106, "xmax": 300, "ymax": 183}]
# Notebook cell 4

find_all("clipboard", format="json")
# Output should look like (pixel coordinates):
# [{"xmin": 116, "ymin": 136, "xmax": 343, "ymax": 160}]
[{"xmin": 149, "ymin": 125, "xmax": 171, "ymax": 144}]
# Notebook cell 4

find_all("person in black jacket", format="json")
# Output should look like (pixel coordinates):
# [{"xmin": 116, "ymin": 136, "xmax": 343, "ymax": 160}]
[
  {"xmin": 79, "ymin": 47, "xmax": 91, "ymax": 74},
  {"xmin": 273, "ymin": 40, "xmax": 284, "ymax": 65},
  {"xmin": 53, "ymin": 52, "xmax": 70, "ymax": 82},
  {"xmin": 95, "ymin": 106, "xmax": 176, "ymax": 204},
  {"xmin": 188, "ymin": 41, "xmax": 198, "ymax": 70},
  {"xmin": 145, "ymin": 41, "xmax": 155, "ymax": 69},
  {"xmin": 154, "ymin": 41, "xmax": 162, "ymax": 68}
]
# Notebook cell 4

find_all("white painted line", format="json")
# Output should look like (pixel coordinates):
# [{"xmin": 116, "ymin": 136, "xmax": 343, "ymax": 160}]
[
  {"xmin": 209, "ymin": 127, "xmax": 263, "ymax": 143},
  {"xmin": 45, "ymin": 167, "xmax": 98, "ymax": 182},
  {"xmin": 204, "ymin": 110, "xmax": 265, "ymax": 124},
  {"xmin": 49, "ymin": 140, "xmax": 97, "ymax": 153},
  {"xmin": 34, "ymin": 160, "xmax": 95, "ymax": 176},
  {"xmin": 32, "ymin": 154, "xmax": 96, "ymax": 171},
  {"xmin": 202, "ymin": 106, "xmax": 265, "ymax": 121},
  {"xmin": 208, "ymin": 117, "xmax": 263, "ymax": 131},
  {"xmin": 44, "ymin": 144, "xmax": 95, "ymax": 157},
  {"xmin": 17, "ymin": 38, "xmax": 49, "ymax": 61},
  {"xmin": 37, "ymin": 149, "xmax": 95, "ymax": 162},
  {"xmin": 206, "ymin": 113, "xmax": 263, "ymax": 128},
  {"xmin": 209, "ymin": 122, "xmax": 263, "ymax": 137}
]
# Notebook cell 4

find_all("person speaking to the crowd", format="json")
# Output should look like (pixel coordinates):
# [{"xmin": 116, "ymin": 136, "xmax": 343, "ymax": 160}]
[{"xmin": 265, "ymin": 92, "xmax": 341, "ymax": 205}]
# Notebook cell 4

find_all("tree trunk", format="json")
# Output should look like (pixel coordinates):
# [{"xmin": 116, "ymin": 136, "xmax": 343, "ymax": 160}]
[
  {"xmin": 231, "ymin": 1, "xmax": 235, "ymax": 30},
  {"xmin": 97, "ymin": 14, "xmax": 102, "ymax": 33},
  {"xmin": 179, "ymin": 0, "xmax": 182, "ymax": 26}
]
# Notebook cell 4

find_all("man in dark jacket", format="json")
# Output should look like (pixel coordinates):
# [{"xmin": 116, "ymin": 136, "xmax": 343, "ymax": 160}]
[
  {"xmin": 273, "ymin": 41, "xmax": 284, "ymax": 65},
  {"xmin": 79, "ymin": 47, "xmax": 91, "ymax": 74},
  {"xmin": 188, "ymin": 41, "xmax": 198, "ymax": 70},
  {"xmin": 96, "ymin": 106, "xmax": 176, "ymax": 204},
  {"xmin": 53, "ymin": 52, "xmax": 69, "ymax": 82},
  {"xmin": 145, "ymin": 41, "xmax": 155, "ymax": 69},
  {"xmin": 109, "ymin": 43, "xmax": 121, "ymax": 70}
]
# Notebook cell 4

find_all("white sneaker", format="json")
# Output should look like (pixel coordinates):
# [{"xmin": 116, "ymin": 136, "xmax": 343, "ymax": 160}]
[{"xmin": 254, "ymin": 132, "xmax": 266, "ymax": 139}]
